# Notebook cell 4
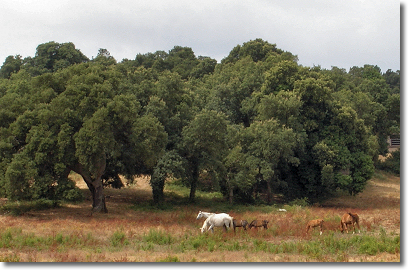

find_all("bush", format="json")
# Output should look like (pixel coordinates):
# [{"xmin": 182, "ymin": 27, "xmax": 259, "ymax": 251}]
[
  {"xmin": 375, "ymin": 150, "xmax": 400, "ymax": 175},
  {"xmin": 143, "ymin": 229, "xmax": 173, "ymax": 245},
  {"xmin": 110, "ymin": 231, "xmax": 129, "ymax": 247},
  {"xmin": 56, "ymin": 179, "xmax": 84, "ymax": 202},
  {"xmin": 289, "ymin": 197, "xmax": 310, "ymax": 207}
]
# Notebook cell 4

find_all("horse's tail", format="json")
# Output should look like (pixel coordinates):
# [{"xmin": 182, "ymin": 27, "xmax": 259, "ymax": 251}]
[{"xmin": 229, "ymin": 217, "xmax": 234, "ymax": 230}]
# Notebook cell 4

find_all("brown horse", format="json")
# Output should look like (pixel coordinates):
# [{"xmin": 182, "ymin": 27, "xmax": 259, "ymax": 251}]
[
  {"xmin": 248, "ymin": 220, "xmax": 269, "ymax": 229},
  {"xmin": 306, "ymin": 219, "xmax": 324, "ymax": 235},
  {"xmin": 233, "ymin": 219, "xmax": 248, "ymax": 232},
  {"xmin": 340, "ymin": 212, "xmax": 360, "ymax": 234}
]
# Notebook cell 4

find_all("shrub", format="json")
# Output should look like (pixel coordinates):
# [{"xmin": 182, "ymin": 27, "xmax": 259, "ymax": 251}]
[
  {"xmin": 55, "ymin": 178, "xmax": 84, "ymax": 202},
  {"xmin": 110, "ymin": 231, "xmax": 129, "ymax": 247},
  {"xmin": 375, "ymin": 150, "xmax": 400, "ymax": 175},
  {"xmin": 289, "ymin": 197, "xmax": 310, "ymax": 207},
  {"xmin": 143, "ymin": 229, "xmax": 173, "ymax": 245}
]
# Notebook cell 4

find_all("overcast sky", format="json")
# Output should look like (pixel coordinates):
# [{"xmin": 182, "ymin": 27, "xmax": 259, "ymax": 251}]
[{"xmin": 0, "ymin": 0, "xmax": 401, "ymax": 72}]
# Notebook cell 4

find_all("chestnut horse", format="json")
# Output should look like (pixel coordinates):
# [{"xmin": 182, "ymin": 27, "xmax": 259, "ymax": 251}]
[
  {"xmin": 248, "ymin": 220, "xmax": 269, "ymax": 229},
  {"xmin": 233, "ymin": 219, "xmax": 248, "ymax": 232},
  {"xmin": 340, "ymin": 212, "xmax": 360, "ymax": 234},
  {"xmin": 306, "ymin": 219, "xmax": 324, "ymax": 235}
]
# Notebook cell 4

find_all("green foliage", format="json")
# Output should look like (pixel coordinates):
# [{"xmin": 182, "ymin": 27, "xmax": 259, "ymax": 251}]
[
  {"xmin": 56, "ymin": 179, "xmax": 84, "ymax": 202},
  {"xmin": 289, "ymin": 197, "xmax": 310, "ymax": 207},
  {"xmin": 110, "ymin": 231, "xmax": 129, "ymax": 247},
  {"xmin": 221, "ymin": 38, "xmax": 291, "ymax": 64},
  {"xmin": 0, "ymin": 55, "xmax": 23, "ymax": 79},
  {"xmin": 22, "ymin": 41, "xmax": 89, "ymax": 76},
  {"xmin": 0, "ymin": 39, "xmax": 399, "ymax": 206},
  {"xmin": 143, "ymin": 229, "xmax": 173, "ymax": 245},
  {"xmin": 376, "ymin": 150, "xmax": 400, "ymax": 175}
]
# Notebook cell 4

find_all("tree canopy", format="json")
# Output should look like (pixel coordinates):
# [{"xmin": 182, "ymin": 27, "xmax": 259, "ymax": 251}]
[{"xmin": 0, "ymin": 40, "xmax": 400, "ymax": 211}]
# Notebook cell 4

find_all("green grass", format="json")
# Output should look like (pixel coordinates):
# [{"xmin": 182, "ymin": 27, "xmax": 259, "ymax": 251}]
[
  {"xmin": 0, "ymin": 199, "xmax": 60, "ymax": 216},
  {"xmin": 0, "ymin": 227, "xmax": 101, "ymax": 251},
  {"xmin": 110, "ymin": 231, "xmax": 129, "ymax": 247},
  {"xmin": 143, "ymin": 229, "xmax": 173, "ymax": 245},
  {"xmin": 0, "ymin": 225, "xmax": 400, "ymax": 262}
]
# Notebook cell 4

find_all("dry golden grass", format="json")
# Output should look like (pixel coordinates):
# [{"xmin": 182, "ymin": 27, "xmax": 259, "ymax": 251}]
[{"xmin": 0, "ymin": 172, "xmax": 400, "ymax": 262}]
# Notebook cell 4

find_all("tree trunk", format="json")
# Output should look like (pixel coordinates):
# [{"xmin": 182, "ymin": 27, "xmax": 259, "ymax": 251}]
[
  {"xmin": 151, "ymin": 174, "xmax": 165, "ymax": 205},
  {"xmin": 189, "ymin": 159, "xmax": 199, "ymax": 203},
  {"xmin": 91, "ymin": 178, "xmax": 107, "ymax": 213},
  {"xmin": 266, "ymin": 181, "xmax": 273, "ymax": 205},
  {"xmin": 71, "ymin": 156, "xmax": 107, "ymax": 213},
  {"xmin": 229, "ymin": 185, "xmax": 234, "ymax": 204}
]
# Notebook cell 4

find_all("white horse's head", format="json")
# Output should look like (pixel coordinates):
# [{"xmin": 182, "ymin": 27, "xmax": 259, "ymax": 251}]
[{"xmin": 197, "ymin": 211, "xmax": 214, "ymax": 220}]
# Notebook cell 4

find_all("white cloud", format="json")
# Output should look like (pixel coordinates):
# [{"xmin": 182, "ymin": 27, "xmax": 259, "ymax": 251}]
[{"xmin": 0, "ymin": 0, "xmax": 400, "ymax": 71}]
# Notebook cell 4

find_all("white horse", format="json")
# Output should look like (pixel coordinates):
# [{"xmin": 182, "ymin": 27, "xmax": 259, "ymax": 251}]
[
  {"xmin": 200, "ymin": 217, "xmax": 211, "ymax": 233},
  {"xmin": 197, "ymin": 211, "xmax": 234, "ymax": 233},
  {"xmin": 196, "ymin": 211, "xmax": 230, "ymax": 220}
]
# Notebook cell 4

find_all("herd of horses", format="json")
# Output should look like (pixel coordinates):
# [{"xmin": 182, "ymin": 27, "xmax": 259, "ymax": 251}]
[{"xmin": 196, "ymin": 211, "xmax": 361, "ymax": 235}]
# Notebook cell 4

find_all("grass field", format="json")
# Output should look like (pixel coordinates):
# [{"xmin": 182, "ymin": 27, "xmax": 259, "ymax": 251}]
[{"xmin": 0, "ymin": 171, "xmax": 400, "ymax": 262}]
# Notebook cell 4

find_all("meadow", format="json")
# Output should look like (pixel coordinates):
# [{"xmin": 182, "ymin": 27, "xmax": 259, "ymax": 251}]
[{"xmin": 0, "ymin": 171, "xmax": 400, "ymax": 262}]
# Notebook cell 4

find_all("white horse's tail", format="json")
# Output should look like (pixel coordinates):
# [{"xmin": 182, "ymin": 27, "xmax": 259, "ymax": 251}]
[{"xmin": 229, "ymin": 217, "xmax": 234, "ymax": 230}]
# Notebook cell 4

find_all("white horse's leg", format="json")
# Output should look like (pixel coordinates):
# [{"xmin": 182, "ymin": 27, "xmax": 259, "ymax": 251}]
[{"xmin": 208, "ymin": 224, "xmax": 214, "ymax": 233}]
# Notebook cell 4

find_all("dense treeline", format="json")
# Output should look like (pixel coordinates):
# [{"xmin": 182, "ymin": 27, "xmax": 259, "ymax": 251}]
[{"xmin": 0, "ymin": 39, "xmax": 400, "ymax": 211}]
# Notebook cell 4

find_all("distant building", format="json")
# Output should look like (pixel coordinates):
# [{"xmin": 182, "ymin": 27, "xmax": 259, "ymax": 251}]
[{"xmin": 387, "ymin": 134, "xmax": 400, "ymax": 151}]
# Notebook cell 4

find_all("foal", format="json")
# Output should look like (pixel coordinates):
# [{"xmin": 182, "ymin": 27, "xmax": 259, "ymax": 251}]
[
  {"xmin": 248, "ymin": 220, "xmax": 269, "ymax": 229},
  {"xmin": 340, "ymin": 212, "xmax": 361, "ymax": 234},
  {"xmin": 306, "ymin": 219, "xmax": 324, "ymax": 235},
  {"xmin": 233, "ymin": 219, "xmax": 248, "ymax": 232}
]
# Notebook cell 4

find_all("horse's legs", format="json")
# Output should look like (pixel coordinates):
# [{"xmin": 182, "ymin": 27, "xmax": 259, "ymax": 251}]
[
  {"xmin": 342, "ymin": 222, "xmax": 349, "ymax": 233},
  {"xmin": 356, "ymin": 221, "xmax": 361, "ymax": 233},
  {"xmin": 351, "ymin": 222, "xmax": 356, "ymax": 234}
]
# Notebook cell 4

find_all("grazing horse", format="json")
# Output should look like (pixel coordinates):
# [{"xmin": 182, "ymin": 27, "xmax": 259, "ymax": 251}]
[
  {"xmin": 200, "ymin": 214, "xmax": 234, "ymax": 233},
  {"xmin": 233, "ymin": 219, "xmax": 248, "ymax": 232},
  {"xmin": 340, "ymin": 212, "xmax": 361, "ymax": 234},
  {"xmin": 248, "ymin": 220, "xmax": 269, "ymax": 229},
  {"xmin": 196, "ymin": 211, "xmax": 230, "ymax": 220},
  {"xmin": 306, "ymin": 219, "xmax": 324, "ymax": 235}
]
